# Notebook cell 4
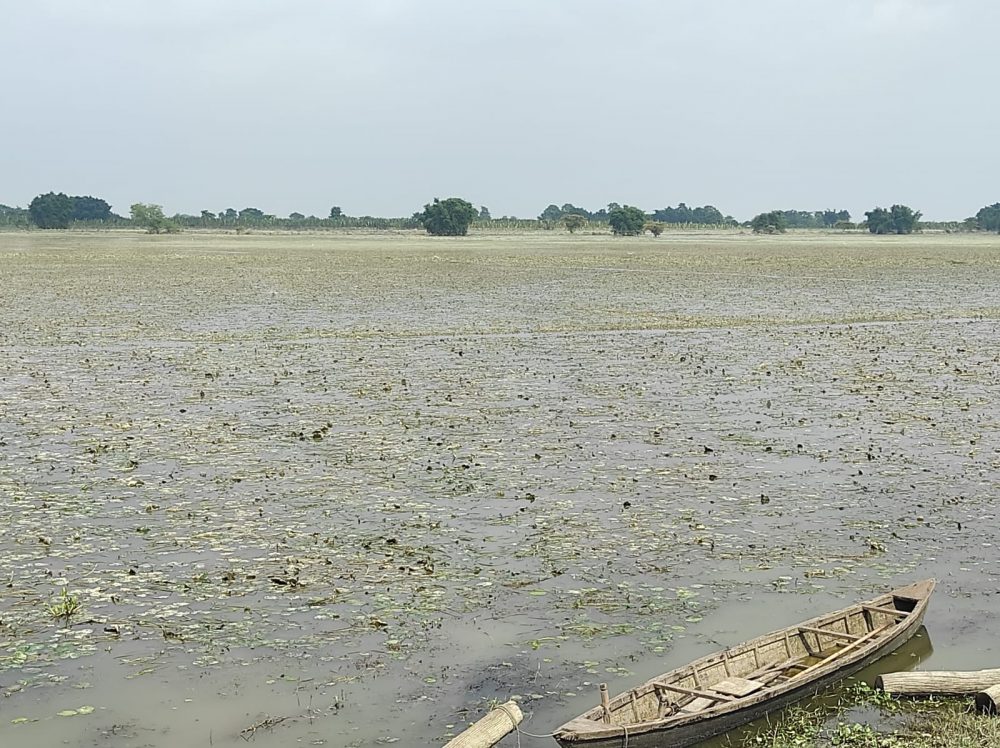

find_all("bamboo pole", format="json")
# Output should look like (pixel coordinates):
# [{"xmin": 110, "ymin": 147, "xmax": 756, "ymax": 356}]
[
  {"xmin": 443, "ymin": 701, "xmax": 523, "ymax": 748},
  {"xmin": 600, "ymin": 683, "xmax": 612, "ymax": 723},
  {"xmin": 877, "ymin": 670, "xmax": 1000, "ymax": 696},
  {"xmin": 976, "ymin": 685, "xmax": 1000, "ymax": 715}
]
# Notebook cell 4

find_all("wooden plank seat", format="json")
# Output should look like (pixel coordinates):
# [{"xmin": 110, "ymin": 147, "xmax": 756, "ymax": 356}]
[
  {"xmin": 862, "ymin": 604, "xmax": 909, "ymax": 618},
  {"xmin": 799, "ymin": 625, "xmax": 862, "ymax": 642},
  {"xmin": 678, "ymin": 696, "xmax": 717, "ymax": 714},
  {"xmin": 655, "ymin": 677, "xmax": 765, "ymax": 715},
  {"xmin": 712, "ymin": 677, "xmax": 766, "ymax": 697}
]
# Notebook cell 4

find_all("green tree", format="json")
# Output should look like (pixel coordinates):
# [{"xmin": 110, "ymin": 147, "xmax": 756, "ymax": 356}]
[
  {"xmin": 864, "ymin": 204, "xmax": 921, "ymax": 234},
  {"xmin": 563, "ymin": 213, "xmax": 587, "ymax": 233},
  {"xmin": 289, "ymin": 212, "xmax": 305, "ymax": 220},
  {"xmin": 864, "ymin": 207, "xmax": 891, "ymax": 234},
  {"xmin": 750, "ymin": 211, "xmax": 787, "ymax": 234},
  {"xmin": 608, "ymin": 205, "xmax": 646, "ymax": 236},
  {"xmin": 28, "ymin": 192, "xmax": 74, "ymax": 229},
  {"xmin": 651, "ymin": 203, "xmax": 731, "ymax": 225},
  {"xmin": 561, "ymin": 203, "xmax": 593, "ymax": 219},
  {"xmin": 781, "ymin": 210, "xmax": 821, "ymax": 229},
  {"xmin": 889, "ymin": 204, "xmax": 920, "ymax": 234},
  {"xmin": 70, "ymin": 196, "xmax": 112, "ymax": 221},
  {"xmin": 417, "ymin": 197, "xmax": 478, "ymax": 236},
  {"xmin": 329, "ymin": 206, "xmax": 343, "ymax": 219},
  {"xmin": 538, "ymin": 204, "xmax": 563, "ymax": 221},
  {"xmin": 130, "ymin": 203, "xmax": 180, "ymax": 234},
  {"xmin": 974, "ymin": 203, "xmax": 1000, "ymax": 233},
  {"xmin": 539, "ymin": 203, "xmax": 599, "ymax": 221},
  {"xmin": 479, "ymin": 205, "xmax": 491, "ymax": 220},
  {"xmin": 819, "ymin": 209, "xmax": 851, "ymax": 227},
  {"xmin": 0, "ymin": 204, "xmax": 30, "ymax": 227},
  {"xmin": 239, "ymin": 207, "xmax": 264, "ymax": 222}
]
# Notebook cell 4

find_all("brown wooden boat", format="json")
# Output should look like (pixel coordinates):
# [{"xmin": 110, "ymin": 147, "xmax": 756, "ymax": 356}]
[{"xmin": 554, "ymin": 579, "xmax": 935, "ymax": 748}]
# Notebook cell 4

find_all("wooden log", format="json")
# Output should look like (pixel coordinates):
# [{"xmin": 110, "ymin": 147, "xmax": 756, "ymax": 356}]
[
  {"xmin": 443, "ymin": 701, "xmax": 523, "ymax": 748},
  {"xmin": 975, "ymin": 685, "xmax": 1000, "ymax": 715},
  {"xmin": 876, "ymin": 670, "xmax": 1000, "ymax": 696}
]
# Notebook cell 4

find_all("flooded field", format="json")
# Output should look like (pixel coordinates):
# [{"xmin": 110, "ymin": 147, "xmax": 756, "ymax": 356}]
[{"xmin": 1, "ymin": 230, "xmax": 999, "ymax": 747}]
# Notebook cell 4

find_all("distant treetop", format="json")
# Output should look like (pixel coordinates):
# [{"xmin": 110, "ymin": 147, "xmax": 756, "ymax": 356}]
[
  {"xmin": 650, "ymin": 203, "xmax": 736, "ymax": 226},
  {"xmin": 608, "ymin": 205, "xmax": 647, "ymax": 236},
  {"xmin": 974, "ymin": 203, "xmax": 1000, "ymax": 233},
  {"xmin": 28, "ymin": 192, "xmax": 114, "ymax": 229},
  {"xmin": 750, "ymin": 211, "xmax": 788, "ymax": 234},
  {"xmin": 130, "ymin": 203, "xmax": 180, "ymax": 234},
  {"xmin": 864, "ymin": 205, "xmax": 921, "ymax": 234},
  {"xmin": 417, "ymin": 197, "xmax": 478, "ymax": 236}
]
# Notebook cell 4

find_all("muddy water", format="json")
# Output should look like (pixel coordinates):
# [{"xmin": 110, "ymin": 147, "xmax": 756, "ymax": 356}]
[{"xmin": 1, "ymin": 231, "xmax": 998, "ymax": 747}]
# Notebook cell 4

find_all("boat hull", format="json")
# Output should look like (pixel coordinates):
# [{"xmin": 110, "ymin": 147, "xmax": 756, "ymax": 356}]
[{"xmin": 554, "ymin": 580, "xmax": 933, "ymax": 748}]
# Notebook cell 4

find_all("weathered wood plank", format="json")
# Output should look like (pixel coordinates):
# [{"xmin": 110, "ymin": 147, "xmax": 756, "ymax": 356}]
[
  {"xmin": 652, "ymin": 682, "xmax": 735, "ymax": 702},
  {"xmin": 861, "ymin": 604, "xmax": 908, "ymax": 618},
  {"xmin": 799, "ymin": 625, "xmax": 861, "ymax": 642},
  {"xmin": 711, "ymin": 678, "xmax": 765, "ymax": 697},
  {"xmin": 678, "ymin": 696, "xmax": 717, "ymax": 714}
]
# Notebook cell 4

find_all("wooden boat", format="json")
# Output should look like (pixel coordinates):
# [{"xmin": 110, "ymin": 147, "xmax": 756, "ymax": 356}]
[{"xmin": 554, "ymin": 579, "xmax": 935, "ymax": 748}]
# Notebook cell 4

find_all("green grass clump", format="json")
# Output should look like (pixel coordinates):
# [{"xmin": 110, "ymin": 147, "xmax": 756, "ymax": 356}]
[
  {"xmin": 48, "ymin": 588, "xmax": 81, "ymax": 624},
  {"xmin": 750, "ymin": 683, "xmax": 1000, "ymax": 748}
]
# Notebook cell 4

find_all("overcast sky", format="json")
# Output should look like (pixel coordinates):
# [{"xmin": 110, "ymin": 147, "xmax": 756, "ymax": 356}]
[{"xmin": 3, "ymin": 0, "xmax": 997, "ymax": 221}]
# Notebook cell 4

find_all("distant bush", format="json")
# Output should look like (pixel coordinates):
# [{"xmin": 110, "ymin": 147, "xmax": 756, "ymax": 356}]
[
  {"xmin": 131, "ymin": 203, "xmax": 181, "ymax": 234},
  {"xmin": 644, "ymin": 221, "xmax": 666, "ymax": 237},
  {"xmin": 864, "ymin": 205, "xmax": 921, "ymax": 235},
  {"xmin": 608, "ymin": 205, "xmax": 646, "ymax": 236},
  {"xmin": 750, "ymin": 211, "xmax": 787, "ymax": 234},
  {"xmin": 28, "ymin": 192, "xmax": 114, "ymax": 228},
  {"xmin": 0, "ymin": 203, "xmax": 30, "ymax": 228},
  {"xmin": 29, "ymin": 192, "xmax": 74, "ymax": 229},
  {"xmin": 563, "ymin": 214, "xmax": 587, "ymax": 233},
  {"xmin": 417, "ymin": 197, "xmax": 478, "ymax": 236},
  {"xmin": 974, "ymin": 203, "xmax": 1000, "ymax": 233}
]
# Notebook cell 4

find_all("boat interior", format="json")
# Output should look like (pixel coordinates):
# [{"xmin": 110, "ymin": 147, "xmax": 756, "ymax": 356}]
[{"xmin": 584, "ymin": 586, "xmax": 925, "ymax": 727}]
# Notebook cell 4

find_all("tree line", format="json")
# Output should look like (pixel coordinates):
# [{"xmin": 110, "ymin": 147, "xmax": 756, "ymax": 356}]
[
  {"xmin": 7, "ymin": 190, "xmax": 1000, "ymax": 237},
  {"xmin": 748, "ymin": 206, "xmax": 921, "ymax": 235}
]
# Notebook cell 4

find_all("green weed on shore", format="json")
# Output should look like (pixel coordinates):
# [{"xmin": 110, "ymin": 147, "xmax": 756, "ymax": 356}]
[{"xmin": 749, "ymin": 684, "xmax": 1000, "ymax": 748}]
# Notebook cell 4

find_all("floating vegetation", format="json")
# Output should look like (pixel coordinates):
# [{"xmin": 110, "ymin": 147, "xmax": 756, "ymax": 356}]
[{"xmin": 1, "ymin": 231, "xmax": 999, "ymax": 746}]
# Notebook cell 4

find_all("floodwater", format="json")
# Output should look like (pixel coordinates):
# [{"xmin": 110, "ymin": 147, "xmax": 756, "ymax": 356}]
[{"xmin": 1, "ymin": 230, "xmax": 998, "ymax": 747}]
